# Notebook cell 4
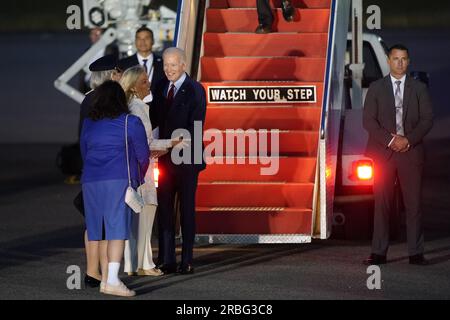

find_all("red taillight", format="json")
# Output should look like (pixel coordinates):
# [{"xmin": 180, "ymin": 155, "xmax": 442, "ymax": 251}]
[
  {"xmin": 154, "ymin": 164, "xmax": 160, "ymax": 188},
  {"xmin": 353, "ymin": 160, "xmax": 373, "ymax": 181}
]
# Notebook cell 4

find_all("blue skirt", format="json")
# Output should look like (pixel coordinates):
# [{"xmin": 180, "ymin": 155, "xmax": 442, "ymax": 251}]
[{"xmin": 82, "ymin": 179, "xmax": 134, "ymax": 241}]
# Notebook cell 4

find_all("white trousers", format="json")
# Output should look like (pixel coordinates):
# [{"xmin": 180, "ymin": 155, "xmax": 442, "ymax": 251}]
[{"xmin": 124, "ymin": 204, "xmax": 157, "ymax": 272}]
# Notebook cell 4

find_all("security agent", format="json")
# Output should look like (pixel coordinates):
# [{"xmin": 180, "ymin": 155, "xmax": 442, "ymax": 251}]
[
  {"xmin": 119, "ymin": 26, "xmax": 165, "ymax": 94},
  {"xmin": 362, "ymin": 44, "xmax": 433, "ymax": 266}
]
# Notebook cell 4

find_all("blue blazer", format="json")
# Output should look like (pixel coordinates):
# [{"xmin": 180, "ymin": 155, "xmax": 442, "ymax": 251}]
[{"xmin": 80, "ymin": 114, "xmax": 150, "ymax": 183}]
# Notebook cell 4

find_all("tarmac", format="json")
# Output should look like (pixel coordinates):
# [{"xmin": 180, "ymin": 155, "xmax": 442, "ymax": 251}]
[{"xmin": 0, "ymin": 143, "xmax": 449, "ymax": 300}]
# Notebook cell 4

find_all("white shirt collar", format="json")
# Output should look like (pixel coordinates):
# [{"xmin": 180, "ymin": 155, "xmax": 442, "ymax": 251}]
[
  {"xmin": 137, "ymin": 53, "xmax": 153, "ymax": 63},
  {"xmin": 170, "ymin": 73, "xmax": 187, "ymax": 95},
  {"xmin": 390, "ymin": 74, "xmax": 406, "ymax": 86},
  {"xmin": 137, "ymin": 53, "xmax": 154, "ymax": 79},
  {"xmin": 137, "ymin": 53, "xmax": 154, "ymax": 72}
]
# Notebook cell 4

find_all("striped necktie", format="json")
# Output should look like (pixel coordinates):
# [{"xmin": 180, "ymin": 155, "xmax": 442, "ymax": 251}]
[{"xmin": 394, "ymin": 80, "xmax": 404, "ymax": 136}]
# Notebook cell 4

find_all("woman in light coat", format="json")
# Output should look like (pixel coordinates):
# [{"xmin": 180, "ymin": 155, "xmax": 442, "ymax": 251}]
[{"xmin": 120, "ymin": 66, "xmax": 182, "ymax": 276}]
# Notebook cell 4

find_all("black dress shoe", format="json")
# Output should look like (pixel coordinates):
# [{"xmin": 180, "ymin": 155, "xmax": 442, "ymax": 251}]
[
  {"xmin": 158, "ymin": 263, "xmax": 178, "ymax": 274},
  {"xmin": 363, "ymin": 254, "xmax": 387, "ymax": 265},
  {"xmin": 177, "ymin": 264, "xmax": 194, "ymax": 275},
  {"xmin": 409, "ymin": 254, "xmax": 429, "ymax": 265},
  {"xmin": 84, "ymin": 274, "xmax": 101, "ymax": 288},
  {"xmin": 281, "ymin": 0, "xmax": 295, "ymax": 22},
  {"xmin": 255, "ymin": 24, "xmax": 272, "ymax": 34}
]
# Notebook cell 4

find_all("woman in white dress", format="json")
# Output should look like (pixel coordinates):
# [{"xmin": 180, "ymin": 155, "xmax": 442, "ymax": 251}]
[{"xmin": 120, "ymin": 65, "xmax": 182, "ymax": 276}]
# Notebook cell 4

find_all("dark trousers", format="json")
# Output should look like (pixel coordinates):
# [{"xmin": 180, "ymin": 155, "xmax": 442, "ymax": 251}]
[
  {"xmin": 157, "ymin": 164, "xmax": 199, "ymax": 266},
  {"xmin": 372, "ymin": 152, "xmax": 424, "ymax": 256},
  {"xmin": 257, "ymin": 0, "xmax": 273, "ymax": 27}
]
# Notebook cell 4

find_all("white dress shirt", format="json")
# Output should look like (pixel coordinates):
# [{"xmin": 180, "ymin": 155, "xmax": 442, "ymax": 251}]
[
  {"xmin": 137, "ymin": 53, "xmax": 155, "ymax": 103},
  {"xmin": 167, "ymin": 72, "xmax": 187, "ymax": 97},
  {"xmin": 137, "ymin": 53, "xmax": 154, "ymax": 81},
  {"xmin": 390, "ymin": 74, "xmax": 406, "ymax": 100},
  {"xmin": 388, "ymin": 74, "xmax": 407, "ymax": 147}
]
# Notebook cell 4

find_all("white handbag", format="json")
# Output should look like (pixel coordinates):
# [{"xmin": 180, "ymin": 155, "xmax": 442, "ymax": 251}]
[{"xmin": 124, "ymin": 115, "xmax": 144, "ymax": 213}]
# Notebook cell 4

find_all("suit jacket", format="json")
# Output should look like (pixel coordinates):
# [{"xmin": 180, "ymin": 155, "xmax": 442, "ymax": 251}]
[
  {"xmin": 78, "ymin": 90, "xmax": 95, "ymax": 138},
  {"xmin": 363, "ymin": 75, "xmax": 433, "ymax": 164},
  {"xmin": 119, "ymin": 53, "xmax": 165, "ymax": 93},
  {"xmin": 151, "ymin": 74, "xmax": 207, "ymax": 172}
]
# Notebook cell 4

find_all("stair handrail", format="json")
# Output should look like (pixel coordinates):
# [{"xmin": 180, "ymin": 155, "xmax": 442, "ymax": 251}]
[
  {"xmin": 315, "ymin": 0, "xmax": 351, "ymax": 239},
  {"xmin": 173, "ymin": 0, "xmax": 207, "ymax": 79}
]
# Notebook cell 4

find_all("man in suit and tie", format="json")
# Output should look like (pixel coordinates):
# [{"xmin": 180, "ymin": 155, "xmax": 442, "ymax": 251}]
[
  {"xmin": 119, "ymin": 26, "xmax": 165, "ymax": 95},
  {"xmin": 363, "ymin": 44, "xmax": 433, "ymax": 266},
  {"xmin": 152, "ymin": 47, "xmax": 206, "ymax": 274}
]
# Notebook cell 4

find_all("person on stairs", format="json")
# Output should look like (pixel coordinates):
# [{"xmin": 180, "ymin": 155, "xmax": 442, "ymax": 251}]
[{"xmin": 256, "ymin": 0, "xmax": 295, "ymax": 34}]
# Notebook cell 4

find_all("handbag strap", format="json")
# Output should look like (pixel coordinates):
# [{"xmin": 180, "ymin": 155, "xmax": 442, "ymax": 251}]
[
  {"xmin": 125, "ymin": 114, "xmax": 132, "ymax": 188},
  {"xmin": 125, "ymin": 114, "xmax": 142, "ymax": 188}
]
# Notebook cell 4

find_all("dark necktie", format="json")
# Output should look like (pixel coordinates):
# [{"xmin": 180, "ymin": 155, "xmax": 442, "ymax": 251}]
[
  {"xmin": 166, "ymin": 84, "xmax": 175, "ymax": 107},
  {"xmin": 142, "ymin": 59, "xmax": 148, "ymax": 74}
]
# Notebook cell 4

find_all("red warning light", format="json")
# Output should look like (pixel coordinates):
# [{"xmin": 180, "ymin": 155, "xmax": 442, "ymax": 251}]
[{"xmin": 353, "ymin": 160, "xmax": 373, "ymax": 181}]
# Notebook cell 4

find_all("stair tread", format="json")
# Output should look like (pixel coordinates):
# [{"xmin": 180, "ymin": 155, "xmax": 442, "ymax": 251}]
[
  {"xmin": 197, "ymin": 207, "xmax": 312, "ymax": 212},
  {"xmin": 200, "ymin": 157, "xmax": 316, "ymax": 183},
  {"xmin": 211, "ymin": 129, "xmax": 317, "ymax": 132},
  {"xmin": 205, "ymin": 107, "xmax": 321, "ymax": 130},
  {"xmin": 214, "ymin": 32, "xmax": 326, "ymax": 34},
  {"xmin": 203, "ymin": 155, "xmax": 317, "ymax": 160},
  {"xmin": 206, "ymin": 7, "xmax": 330, "ymax": 33},
  {"xmin": 201, "ymin": 57, "xmax": 325, "ymax": 81},
  {"xmin": 209, "ymin": 0, "xmax": 331, "ymax": 9},
  {"xmin": 203, "ymin": 56, "xmax": 325, "ymax": 60},
  {"xmin": 196, "ymin": 206, "xmax": 313, "ymax": 234},
  {"xmin": 198, "ymin": 182, "xmax": 314, "ymax": 186},
  {"xmin": 207, "ymin": 7, "xmax": 330, "ymax": 12},
  {"xmin": 203, "ymin": 33, "xmax": 328, "ymax": 58}
]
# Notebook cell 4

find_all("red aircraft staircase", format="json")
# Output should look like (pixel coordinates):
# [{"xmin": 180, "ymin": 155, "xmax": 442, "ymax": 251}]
[{"xmin": 195, "ymin": 0, "xmax": 332, "ymax": 243}]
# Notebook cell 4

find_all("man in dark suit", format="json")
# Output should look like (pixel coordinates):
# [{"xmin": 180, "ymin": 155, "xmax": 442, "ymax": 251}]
[
  {"xmin": 255, "ymin": 0, "xmax": 294, "ymax": 34},
  {"xmin": 152, "ymin": 47, "xmax": 206, "ymax": 274},
  {"xmin": 119, "ymin": 26, "xmax": 165, "ymax": 94},
  {"xmin": 363, "ymin": 44, "xmax": 433, "ymax": 266}
]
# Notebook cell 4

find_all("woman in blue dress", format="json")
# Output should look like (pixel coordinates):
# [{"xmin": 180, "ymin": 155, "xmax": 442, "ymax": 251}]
[{"xmin": 80, "ymin": 80, "xmax": 150, "ymax": 297}]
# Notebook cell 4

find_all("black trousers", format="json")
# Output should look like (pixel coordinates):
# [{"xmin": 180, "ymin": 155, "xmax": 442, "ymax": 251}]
[
  {"xmin": 157, "ymin": 164, "xmax": 199, "ymax": 266},
  {"xmin": 257, "ymin": 0, "xmax": 273, "ymax": 27},
  {"xmin": 372, "ymin": 152, "xmax": 424, "ymax": 256}
]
